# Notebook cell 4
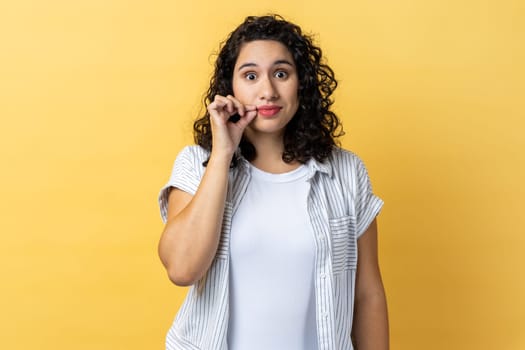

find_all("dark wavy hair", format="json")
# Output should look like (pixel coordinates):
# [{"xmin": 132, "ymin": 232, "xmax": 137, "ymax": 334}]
[{"xmin": 194, "ymin": 14, "xmax": 343, "ymax": 166}]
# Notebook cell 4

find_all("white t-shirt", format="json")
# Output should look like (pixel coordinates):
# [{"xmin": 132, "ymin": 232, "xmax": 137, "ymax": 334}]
[{"xmin": 227, "ymin": 163, "xmax": 318, "ymax": 350}]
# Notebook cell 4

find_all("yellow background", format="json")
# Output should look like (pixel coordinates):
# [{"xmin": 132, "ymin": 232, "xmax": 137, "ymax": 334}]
[{"xmin": 1, "ymin": 0, "xmax": 524, "ymax": 349}]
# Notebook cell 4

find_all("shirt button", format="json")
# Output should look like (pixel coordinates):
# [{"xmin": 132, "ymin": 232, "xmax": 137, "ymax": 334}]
[{"xmin": 320, "ymin": 273, "xmax": 326, "ymax": 279}]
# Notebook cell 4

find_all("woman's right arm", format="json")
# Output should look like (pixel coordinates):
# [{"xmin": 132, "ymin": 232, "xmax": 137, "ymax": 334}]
[
  {"xmin": 158, "ymin": 153, "xmax": 232, "ymax": 286},
  {"xmin": 157, "ymin": 95, "xmax": 256, "ymax": 286}
]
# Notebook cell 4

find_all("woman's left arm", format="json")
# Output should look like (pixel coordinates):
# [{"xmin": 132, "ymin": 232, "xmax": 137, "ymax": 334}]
[{"xmin": 352, "ymin": 218, "xmax": 389, "ymax": 350}]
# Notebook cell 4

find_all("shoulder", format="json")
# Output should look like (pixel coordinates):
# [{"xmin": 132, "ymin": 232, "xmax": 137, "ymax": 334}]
[
  {"xmin": 177, "ymin": 145, "xmax": 210, "ymax": 162},
  {"xmin": 321, "ymin": 147, "xmax": 374, "ymax": 193},
  {"xmin": 174, "ymin": 145, "xmax": 210, "ymax": 169},
  {"xmin": 326, "ymin": 147, "xmax": 367, "ymax": 174},
  {"xmin": 167, "ymin": 145, "xmax": 211, "ymax": 182}
]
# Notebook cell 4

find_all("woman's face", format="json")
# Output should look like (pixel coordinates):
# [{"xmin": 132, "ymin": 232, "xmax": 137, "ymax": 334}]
[{"xmin": 232, "ymin": 40, "xmax": 299, "ymax": 138}]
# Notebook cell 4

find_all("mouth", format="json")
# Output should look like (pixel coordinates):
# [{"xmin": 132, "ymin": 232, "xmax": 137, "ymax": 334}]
[{"xmin": 257, "ymin": 105, "xmax": 282, "ymax": 117}]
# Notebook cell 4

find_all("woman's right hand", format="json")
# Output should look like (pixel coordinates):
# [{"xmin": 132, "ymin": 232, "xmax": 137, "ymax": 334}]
[
  {"xmin": 159, "ymin": 95, "xmax": 256, "ymax": 286},
  {"xmin": 207, "ymin": 94, "xmax": 257, "ymax": 158}
]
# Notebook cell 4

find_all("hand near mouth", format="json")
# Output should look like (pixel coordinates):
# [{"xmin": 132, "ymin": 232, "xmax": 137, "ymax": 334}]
[
  {"xmin": 228, "ymin": 105, "xmax": 258, "ymax": 123},
  {"xmin": 207, "ymin": 94, "xmax": 257, "ymax": 157}
]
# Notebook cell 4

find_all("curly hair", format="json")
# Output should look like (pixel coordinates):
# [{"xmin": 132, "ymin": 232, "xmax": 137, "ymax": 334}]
[{"xmin": 193, "ymin": 14, "xmax": 344, "ymax": 166}]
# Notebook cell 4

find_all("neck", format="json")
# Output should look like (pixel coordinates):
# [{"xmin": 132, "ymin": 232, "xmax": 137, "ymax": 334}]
[{"xmin": 244, "ymin": 131, "xmax": 300, "ymax": 174}]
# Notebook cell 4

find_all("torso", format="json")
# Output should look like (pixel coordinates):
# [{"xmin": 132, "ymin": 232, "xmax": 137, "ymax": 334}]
[{"xmin": 227, "ymin": 163, "xmax": 318, "ymax": 350}]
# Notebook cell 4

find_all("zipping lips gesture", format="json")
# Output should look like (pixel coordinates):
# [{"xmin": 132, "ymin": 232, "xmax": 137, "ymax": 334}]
[{"xmin": 207, "ymin": 94, "xmax": 257, "ymax": 157}]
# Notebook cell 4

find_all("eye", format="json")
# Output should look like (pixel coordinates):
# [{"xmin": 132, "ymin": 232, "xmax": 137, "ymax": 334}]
[
  {"xmin": 275, "ymin": 71, "xmax": 288, "ymax": 79},
  {"xmin": 245, "ymin": 72, "xmax": 257, "ymax": 80}
]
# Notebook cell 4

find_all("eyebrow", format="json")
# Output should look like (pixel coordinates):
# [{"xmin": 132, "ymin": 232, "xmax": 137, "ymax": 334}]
[{"xmin": 237, "ymin": 59, "xmax": 295, "ymax": 71}]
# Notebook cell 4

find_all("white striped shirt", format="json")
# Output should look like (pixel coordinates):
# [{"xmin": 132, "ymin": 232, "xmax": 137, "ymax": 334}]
[{"xmin": 159, "ymin": 145, "xmax": 383, "ymax": 350}]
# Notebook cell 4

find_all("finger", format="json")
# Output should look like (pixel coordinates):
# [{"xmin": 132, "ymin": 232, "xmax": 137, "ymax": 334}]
[
  {"xmin": 236, "ymin": 109, "xmax": 257, "ymax": 128},
  {"xmin": 226, "ymin": 95, "xmax": 245, "ymax": 116},
  {"xmin": 244, "ymin": 104, "xmax": 257, "ymax": 113},
  {"xmin": 208, "ymin": 96, "xmax": 225, "ymax": 112},
  {"xmin": 219, "ymin": 96, "xmax": 237, "ymax": 115},
  {"xmin": 209, "ymin": 95, "xmax": 235, "ymax": 117},
  {"xmin": 218, "ymin": 95, "xmax": 235, "ymax": 114},
  {"xmin": 211, "ymin": 95, "xmax": 231, "ymax": 110}
]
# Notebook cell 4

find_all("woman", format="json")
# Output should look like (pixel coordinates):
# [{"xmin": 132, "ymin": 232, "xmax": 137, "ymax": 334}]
[{"xmin": 158, "ymin": 14, "xmax": 389, "ymax": 350}]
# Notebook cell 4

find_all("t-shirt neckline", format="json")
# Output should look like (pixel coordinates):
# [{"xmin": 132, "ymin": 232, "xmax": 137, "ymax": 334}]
[{"xmin": 248, "ymin": 163, "xmax": 309, "ymax": 183}]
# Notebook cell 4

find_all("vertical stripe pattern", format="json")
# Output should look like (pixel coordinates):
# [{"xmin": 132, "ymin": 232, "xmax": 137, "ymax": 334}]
[{"xmin": 158, "ymin": 145, "xmax": 383, "ymax": 350}]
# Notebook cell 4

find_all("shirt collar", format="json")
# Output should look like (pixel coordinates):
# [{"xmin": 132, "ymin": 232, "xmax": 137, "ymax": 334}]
[
  {"xmin": 305, "ymin": 156, "xmax": 333, "ymax": 178},
  {"xmin": 235, "ymin": 151, "xmax": 332, "ymax": 178}
]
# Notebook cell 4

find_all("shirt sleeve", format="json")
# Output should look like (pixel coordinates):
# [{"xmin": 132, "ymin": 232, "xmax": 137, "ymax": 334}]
[
  {"xmin": 354, "ymin": 156, "xmax": 384, "ymax": 239},
  {"xmin": 158, "ymin": 146, "xmax": 203, "ymax": 224}
]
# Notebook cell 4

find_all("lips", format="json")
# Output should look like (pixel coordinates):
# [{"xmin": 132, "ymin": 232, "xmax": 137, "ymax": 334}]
[{"xmin": 257, "ymin": 105, "xmax": 282, "ymax": 117}]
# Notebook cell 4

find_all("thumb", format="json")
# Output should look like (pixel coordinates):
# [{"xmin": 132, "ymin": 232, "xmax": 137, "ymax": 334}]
[{"xmin": 237, "ymin": 109, "xmax": 257, "ymax": 129}]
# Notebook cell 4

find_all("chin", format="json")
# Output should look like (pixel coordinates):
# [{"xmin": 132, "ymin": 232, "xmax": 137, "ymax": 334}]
[{"xmin": 246, "ymin": 121, "xmax": 287, "ymax": 136}]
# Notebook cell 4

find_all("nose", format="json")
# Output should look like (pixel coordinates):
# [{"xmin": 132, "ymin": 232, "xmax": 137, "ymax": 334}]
[{"xmin": 259, "ymin": 75, "xmax": 278, "ymax": 101}]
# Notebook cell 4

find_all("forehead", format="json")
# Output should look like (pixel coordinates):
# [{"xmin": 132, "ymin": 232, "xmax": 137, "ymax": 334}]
[{"xmin": 234, "ymin": 40, "xmax": 295, "ymax": 67}]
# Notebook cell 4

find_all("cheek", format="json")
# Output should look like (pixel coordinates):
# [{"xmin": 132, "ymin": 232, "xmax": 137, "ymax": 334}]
[
  {"xmin": 287, "ymin": 87, "xmax": 297, "ymax": 102},
  {"xmin": 289, "ymin": 80, "xmax": 299, "ymax": 102},
  {"xmin": 232, "ymin": 79, "xmax": 247, "ymax": 100}
]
